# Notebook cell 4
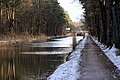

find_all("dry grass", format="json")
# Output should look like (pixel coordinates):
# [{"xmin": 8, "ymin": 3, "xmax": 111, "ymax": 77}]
[
  {"xmin": 0, "ymin": 33, "xmax": 47, "ymax": 41},
  {"xmin": 37, "ymin": 34, "xmax": 47, "ymax": 41},
  {"xmin": 0, "ymin": 34, "xmax": 47, "ymax": 48}
]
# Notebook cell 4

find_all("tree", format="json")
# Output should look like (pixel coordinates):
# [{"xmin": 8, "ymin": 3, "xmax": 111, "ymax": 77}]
[
  {"xmin": 0, "ymin": 0, "xmax": 70, "ymax": 38},
  {"xmin": 79, "ymin": 0, "xmax": 120, "ymax": 48}
]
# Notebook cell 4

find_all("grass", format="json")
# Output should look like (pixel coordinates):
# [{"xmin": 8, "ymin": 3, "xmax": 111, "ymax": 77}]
[{"xmin": 0, "ymin": 34, "xmax": 47, "ymax": 48}]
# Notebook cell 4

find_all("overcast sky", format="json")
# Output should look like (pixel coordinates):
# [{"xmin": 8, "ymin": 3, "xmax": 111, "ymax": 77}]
[{"xmin": 58, "ymin": 0, "xmax": 84, "ymax": 22}]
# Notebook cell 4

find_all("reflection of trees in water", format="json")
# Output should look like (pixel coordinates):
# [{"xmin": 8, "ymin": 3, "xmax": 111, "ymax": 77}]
[
  {"xmin": 0, "ymin": 48, "xmax": 16, "ymax": 80},
  {"xmin": 0, "ymin": 48, "xmax": 64, "ymax": 80},
  {"xmin": 16, "ymin": 54, "xmax": 63, "ymax": 79}
]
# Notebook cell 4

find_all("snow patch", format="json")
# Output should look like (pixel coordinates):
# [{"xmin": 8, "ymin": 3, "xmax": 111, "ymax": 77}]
[
  {"xmin": 47, "ymin": 56, "xmax": 81, "ymax": 80},
  {"xmin": 95, "ymin": 39, "xmax": 120, "ymax": 70},
  {"xmin": 47, "ymin": 35, "xmax": 87, "ymax": 80}
]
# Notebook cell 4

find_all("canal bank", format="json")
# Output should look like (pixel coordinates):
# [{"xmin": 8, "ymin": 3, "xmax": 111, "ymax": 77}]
[
  {"xmin": 47, "ymin": 34, "xmax": 86, "ymax": 80},
  {"xmin": 0, "ymin": 35, "xmax": 71, "ymax": 48}
]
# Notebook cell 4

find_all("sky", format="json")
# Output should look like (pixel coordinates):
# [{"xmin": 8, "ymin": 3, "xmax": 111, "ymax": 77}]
[{"xmin": 58, "ymin": 0, "xmax": 84, "ymax": 22}]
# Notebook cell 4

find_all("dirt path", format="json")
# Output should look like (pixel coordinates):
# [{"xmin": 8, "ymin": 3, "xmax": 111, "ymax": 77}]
[{"xmin": 80, "ymin": 35, "xmax": 120, "ymax": 80}]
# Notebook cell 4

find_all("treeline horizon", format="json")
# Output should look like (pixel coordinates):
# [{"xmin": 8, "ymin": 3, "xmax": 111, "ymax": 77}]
[
  {"xmin": 0, "ymin": 0, "xmax": 72, "ymax": 38},
  {"xmin": 80, "ymin": 0, "xmax": 120, "ymax": 48}
]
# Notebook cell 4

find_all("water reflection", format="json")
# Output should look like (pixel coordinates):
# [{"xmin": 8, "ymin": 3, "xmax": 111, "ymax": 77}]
[
  {"xmin": 0, "ymin": 48, "xmax": 65, "ymax": 80},
  {"xmin": 0, "ymin": 48, "xmax": 16, "ymax": 80},
  {"xmin": 16, "ymin": 54, "xmax": 65, "ymax": 80},
  {"xmin": 0, "ymin": 36, "xmax": 83, "ymax": 80}
]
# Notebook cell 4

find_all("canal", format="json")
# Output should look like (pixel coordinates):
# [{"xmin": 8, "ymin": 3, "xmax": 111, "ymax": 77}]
[{"xmin": 0, "ymin": 36, "xmax": 83, "ymax": 80}]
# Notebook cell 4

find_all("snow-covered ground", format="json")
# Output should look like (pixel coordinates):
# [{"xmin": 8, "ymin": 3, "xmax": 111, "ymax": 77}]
[
  {"xmin": 94, "ymin": 39, "xmax": 120, "ymax": 70},
  {"xmin": 47, "ymin": 34, "xmax": 87, "ymax": 80}
]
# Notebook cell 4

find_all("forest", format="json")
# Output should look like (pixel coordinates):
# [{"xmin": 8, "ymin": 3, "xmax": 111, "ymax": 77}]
[
  {"xmin": 0, "ymin": 0, "xmax": 120, "ymax": 48},
  {"xmin": 80, "ymin": 0, "xmax": 120, "ymax": 48},
  {"xmin": 0, "ymin": 0, "xmax": 72, "ymax": 40}
]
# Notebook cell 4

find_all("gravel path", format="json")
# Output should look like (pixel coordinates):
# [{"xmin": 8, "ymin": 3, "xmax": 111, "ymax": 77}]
[{"xmin": 80, "ymin": 35, "xmax": 120, "ymax": 80}]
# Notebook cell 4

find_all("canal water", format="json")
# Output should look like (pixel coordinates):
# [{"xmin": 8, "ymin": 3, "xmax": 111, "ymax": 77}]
[{"xmin": 0, "ymin": 36, "xmax": 83, "ymax": 80}]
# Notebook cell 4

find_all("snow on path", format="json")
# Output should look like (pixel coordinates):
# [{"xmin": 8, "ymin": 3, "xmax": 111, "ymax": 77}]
[
  {"xmin": 47, "ymin": 34, "xmax": 87, "ymax": 80},
  {"xmin": 94, "ymin": 39, "xmax": 120, "ymax": 70}
]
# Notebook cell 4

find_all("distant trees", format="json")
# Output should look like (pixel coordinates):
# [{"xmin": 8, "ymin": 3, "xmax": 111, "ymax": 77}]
[
  {"xmin": 0, "ymin": 0, "xmax": 70, "ymax": 38},
  {"xmin": 80, "ymin": 0, "xmax": 120, "ymax": 48}
]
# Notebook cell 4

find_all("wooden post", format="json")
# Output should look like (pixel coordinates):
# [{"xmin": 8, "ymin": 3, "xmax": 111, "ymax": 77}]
[{"xmin": 73, "ymin": 27, "xmax": 77, "ymax": 50}]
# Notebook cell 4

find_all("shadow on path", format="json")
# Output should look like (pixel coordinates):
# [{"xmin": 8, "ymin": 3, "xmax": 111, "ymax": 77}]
[{"xmin": 80, "ymin": 35, "xmax": 120, "ymax": 80}]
